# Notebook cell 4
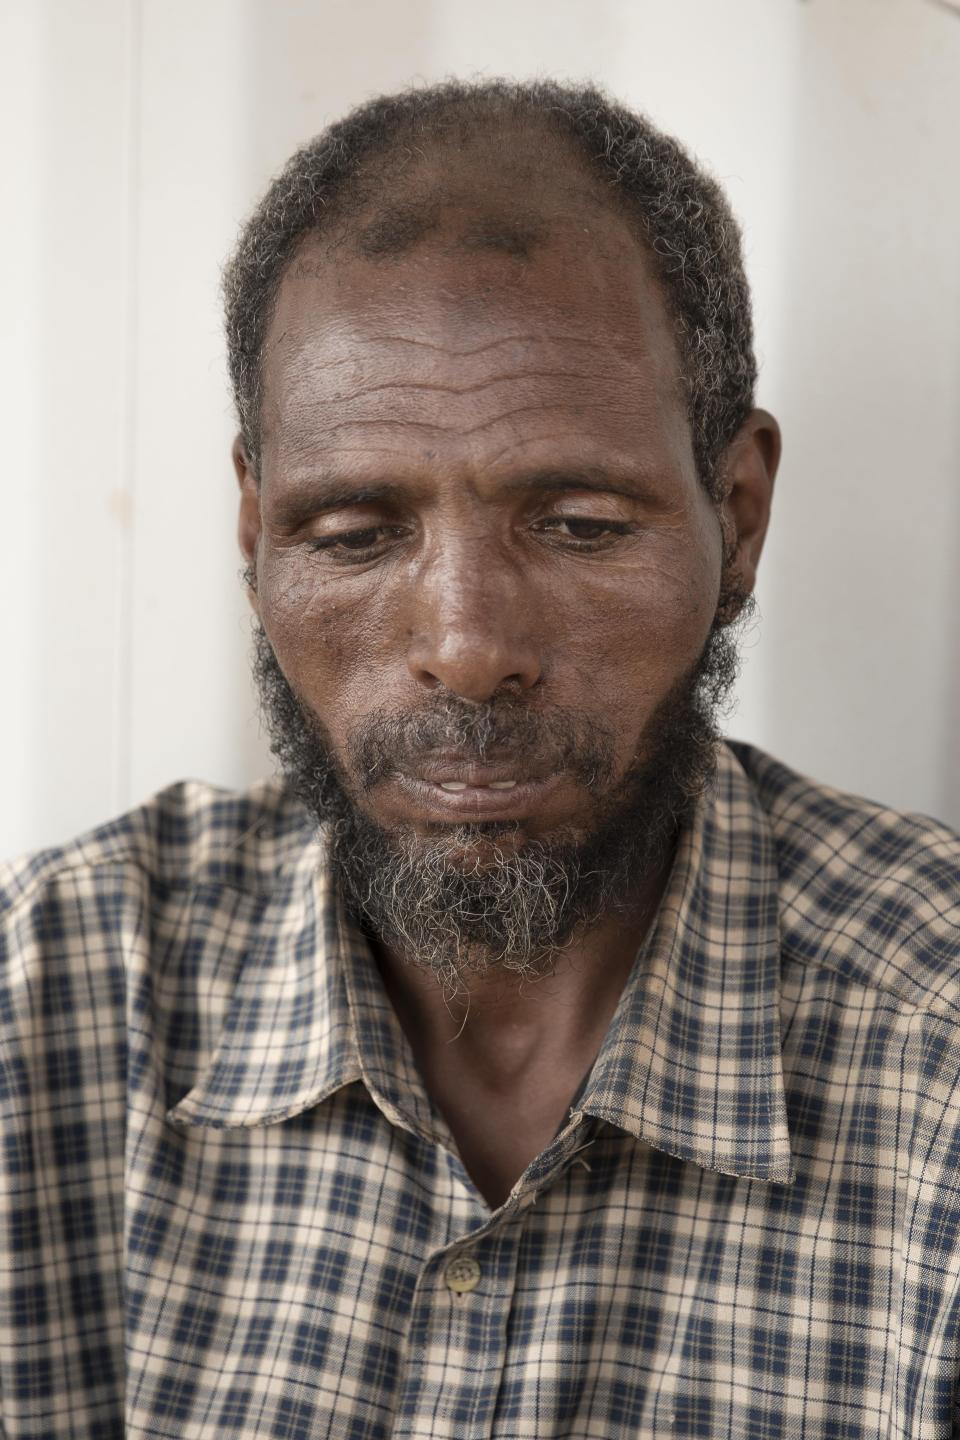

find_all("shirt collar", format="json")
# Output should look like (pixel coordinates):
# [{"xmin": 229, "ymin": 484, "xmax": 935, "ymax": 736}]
[
  {"xmin": 169, "ymin": 746, "xmax": 795, "ymax": 1183},
  {"xmin": 579, "ymin": 744, "xmax": 795, "ymax": 1182},
  {"xmin": 167, "ymin": 834, "xmax": 364, "ymax": 1128}
]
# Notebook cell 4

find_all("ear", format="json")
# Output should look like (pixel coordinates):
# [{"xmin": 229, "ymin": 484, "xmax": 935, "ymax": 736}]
[
  {"xmin": 717, "ymin": 407, "xmax": 780, "ymax": 608},
  {"xmin": 233, "ymin": 434, "xmax": 261, "ymax": 614}
]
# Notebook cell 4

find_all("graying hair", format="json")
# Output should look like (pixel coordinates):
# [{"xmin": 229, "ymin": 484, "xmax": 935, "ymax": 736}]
[{"xmin": 223, "ymin": 78, "xmax": 756, "ymax": 501}]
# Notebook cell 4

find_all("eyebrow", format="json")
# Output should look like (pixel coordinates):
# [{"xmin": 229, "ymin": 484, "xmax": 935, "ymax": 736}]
[
  {"xmin": 271, "ymin": 466, "xmax": 657, "ymax": 526},
  {"xmin": 500, "ymin": 468, "xmax": 655, "ymax": 501}
]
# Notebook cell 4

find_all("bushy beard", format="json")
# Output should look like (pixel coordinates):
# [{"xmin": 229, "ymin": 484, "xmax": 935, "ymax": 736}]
[{"xmin": 252, "ymin": 596, "xmax": 745, "ymax": 993}]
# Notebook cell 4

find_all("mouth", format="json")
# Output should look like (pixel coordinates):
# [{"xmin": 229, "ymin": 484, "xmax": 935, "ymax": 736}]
[{"xmin": 390, "ymin": 753, "xmax": 562, "ymax": 821}]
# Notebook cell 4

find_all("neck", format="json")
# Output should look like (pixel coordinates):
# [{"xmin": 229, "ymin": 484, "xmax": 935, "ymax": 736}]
[
  {"xmin": 372, "ymin": 850, "xmax": 671, "ymax": 1069},
  {"xmin": 366, "ymin": 852, "xmax": 673, "ymax": 1208}
]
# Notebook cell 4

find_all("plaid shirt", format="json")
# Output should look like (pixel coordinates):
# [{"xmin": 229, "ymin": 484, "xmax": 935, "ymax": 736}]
[{"xmin": 2, "ymin": 742, "xmax": 960, "ymax": 1439}]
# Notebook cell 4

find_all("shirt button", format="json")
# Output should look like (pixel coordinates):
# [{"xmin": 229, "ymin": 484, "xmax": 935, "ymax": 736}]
[{"xmin": 444, "ymin": 1254, "xmax": 482, "ymax": 1294}]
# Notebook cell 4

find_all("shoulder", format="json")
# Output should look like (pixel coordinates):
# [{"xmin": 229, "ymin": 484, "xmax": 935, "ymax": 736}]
[
  {"xmin": 0, "ymin": 779, "xmax": 320, "ymax": 1090},
  {"xmin": 1, "ymin": 776, "xmax": 316, "ymax": 920},
  {"xmin": 0, "ymin": 780, "xmax": 318, "ymax": 1004},
  {"xmin": 728, "ymin": 741, "xmax": 960, "ymax": 1012},
  {"xmin": 0, "ymin": 780, "xmax": 322, "ymax": 1121}
]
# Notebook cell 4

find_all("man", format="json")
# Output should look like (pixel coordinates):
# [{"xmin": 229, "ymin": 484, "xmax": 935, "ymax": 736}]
[{"xmin": 2, "ymin": 78, "xmax": 959, "ymax": 1439}]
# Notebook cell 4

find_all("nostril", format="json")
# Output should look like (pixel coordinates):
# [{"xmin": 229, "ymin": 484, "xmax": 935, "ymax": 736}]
[{"xmin": 407, "ymin": 637, "xmax": 541, "ymax": 703}]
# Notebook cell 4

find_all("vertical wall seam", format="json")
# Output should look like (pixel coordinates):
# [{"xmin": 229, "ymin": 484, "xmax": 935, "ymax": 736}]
[{"xmin": 114, "ymin": 0, "xmax": 143, "ymax": 813}]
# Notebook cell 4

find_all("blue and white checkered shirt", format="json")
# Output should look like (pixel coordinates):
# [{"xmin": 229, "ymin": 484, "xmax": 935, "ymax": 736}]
[{"xmin": 2, "ymin": 742, "xmax": 960, "ymax": 1437}]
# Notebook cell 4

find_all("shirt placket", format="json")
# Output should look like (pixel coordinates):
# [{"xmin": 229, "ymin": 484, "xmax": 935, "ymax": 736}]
[{"xmin": 393, "ymin": 1116, "xmax": 589, "ymax": 1440}]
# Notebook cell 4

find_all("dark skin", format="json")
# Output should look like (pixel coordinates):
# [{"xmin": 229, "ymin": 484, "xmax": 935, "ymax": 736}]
[{"xmin": 236, "ymin": 181, "xmax": 780, "ymax": 1208}]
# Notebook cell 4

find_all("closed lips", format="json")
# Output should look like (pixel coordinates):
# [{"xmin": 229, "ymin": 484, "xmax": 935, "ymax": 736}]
[{"xmin": 437, "ymin": 779, "xmax": 517, "ymax": 791}]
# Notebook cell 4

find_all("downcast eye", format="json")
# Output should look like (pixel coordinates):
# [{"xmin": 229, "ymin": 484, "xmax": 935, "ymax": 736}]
[
  {"xmin": 308, "ymin": 525, "xmax": 406, "ymax": 558},
  {"xmin": 536, "ymin": 516, "xmax": 633, "ymax": 544}
]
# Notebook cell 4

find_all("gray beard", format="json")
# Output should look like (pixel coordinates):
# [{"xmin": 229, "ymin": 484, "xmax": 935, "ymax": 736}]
[{"xmin": 252, "ymin": 613, "xmax": 742, "ymax": 993}]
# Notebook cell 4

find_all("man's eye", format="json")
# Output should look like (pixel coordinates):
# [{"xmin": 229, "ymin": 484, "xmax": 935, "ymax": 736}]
[
  {"xmin": 536, "ymin": 516, "xmax": 633, "ymax": 546},
  {"xmin": 306, "ymin": 517, "xmax": 631, "ymax": 561},
  {"xmin": 308, "ymin": 526, "xmax": 403, "ymax": 559}
]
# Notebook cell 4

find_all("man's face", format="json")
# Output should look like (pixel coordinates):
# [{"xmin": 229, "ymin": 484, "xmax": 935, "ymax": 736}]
[{"xmin": 238, "ymin": 196, "xmax": 765, "ymax": 980}]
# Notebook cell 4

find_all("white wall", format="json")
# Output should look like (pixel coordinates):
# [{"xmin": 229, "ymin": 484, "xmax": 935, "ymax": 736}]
[{"xmin": 3, "ymin": 0, "xmax": 959, "ymax": 859}]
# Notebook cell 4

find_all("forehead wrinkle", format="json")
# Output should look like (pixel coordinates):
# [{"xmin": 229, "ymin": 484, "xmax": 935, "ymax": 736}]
[
  {"xmin": 274, "ymin": 323, "xmax": 650, "ymax": 369},
  {"xmin": 269, "ymin": 331, "xmax": 659, "ymax": 411},
  {"xmin": 270, "ymin": 242, "xmax": 680, "ymax": 383},
  {"xmin": 279, "ymin": 236, "xmax": 676, "ymax": 348},
  {"xmin": 267, "ymin": 341, "xmax": 646, "ymax": 448},
  {"xmin": 263, "ymin": 234, "xmax": 691, "ymax": 473},
  {"xmin": 479, "ymin": 430, "xmax": 665, "ymax": 472},
  {"xmin": 302, "ymin": 394, "xmax": 645, "ymax": 444},
  {"xmin": 318, "ymin": 331, "xmax": 639, "ymax": 359},
  {"xmin": 292, "ymin": 368, "xmax": 627, "ymax": 410},
  {"xmin": 268, "ymin": 355, "xmax": 674, "ymax": 462}
]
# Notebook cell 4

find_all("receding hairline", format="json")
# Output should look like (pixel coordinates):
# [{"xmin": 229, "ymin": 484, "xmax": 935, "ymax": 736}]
[
  {"xmin": 223, "ymin": 77, "xmax": 758, "ymax": 501},
  {"xmin": 311, "ymin": 116, "xmax": 646, "ymax": 266}
]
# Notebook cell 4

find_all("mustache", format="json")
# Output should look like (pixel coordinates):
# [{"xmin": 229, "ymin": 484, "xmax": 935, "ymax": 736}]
[{"xmin": 346, "ymin": 694, "xmax": 617, "ymax": 793}]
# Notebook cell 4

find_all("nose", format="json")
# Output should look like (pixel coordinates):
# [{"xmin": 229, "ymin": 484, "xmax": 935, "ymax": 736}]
[{"xmin": 405, "ymin": 548, "xmax": 542, "ymax": 702}]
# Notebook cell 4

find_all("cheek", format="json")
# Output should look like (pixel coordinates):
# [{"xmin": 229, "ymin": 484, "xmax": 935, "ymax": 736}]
[
  {"xmin": 258, "ymin": 551, "xmax": 385, "ymax": 714},
  {"xmin": 567, "ymin": 547, "xmax": 721, "ymax": 690},
  {"xmin": 564, "ymin": 572, "xmax": 718, "ymax": 770}
]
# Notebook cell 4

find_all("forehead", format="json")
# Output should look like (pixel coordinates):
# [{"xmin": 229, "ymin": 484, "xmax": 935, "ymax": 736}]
[{"xmin": 259, "ymin": 206, "xmax": 692, "ymax": 485}]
